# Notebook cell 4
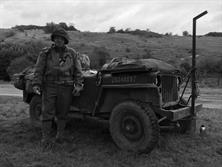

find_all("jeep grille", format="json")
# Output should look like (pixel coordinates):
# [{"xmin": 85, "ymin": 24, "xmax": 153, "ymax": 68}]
[{"xmin": 161, "ymin": 75, "xmax": 178, "ymax": 103}]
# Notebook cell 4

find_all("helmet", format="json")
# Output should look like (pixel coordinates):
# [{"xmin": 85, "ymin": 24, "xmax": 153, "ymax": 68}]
[{"xmin": 51, "ymin": 28, "xmax": 69, "ymax": 44}]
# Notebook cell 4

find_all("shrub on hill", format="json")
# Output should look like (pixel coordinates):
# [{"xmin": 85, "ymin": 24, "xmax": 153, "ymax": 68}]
[
  {"xmin": 165, "ymin": 32, "xmax": 173, "ymax": 36},
  {"xmin": 205, "ymin": 32, "xmax": 222, "ymax": 37},
  {"xmin": 8, "ymin": 41, "xmax": 47, "ymax": 76},
  {"xmin": 196, "ymin": 57, "xmax": 222, "ymax": 87},
  {"xmin": 179, "ymin": 61, "xmax": 191, "ymax": 76},
  {"xmin": 12, "ymin": 25, "xmax": 44, "ymax": 32},
  {"xmin": 0, "ymin": 43, "xmax": 26, "ymax": 80},
  {"xmin": 7, "ymin": 56, "xmax": 34, "ymax": 76},
  {"xmin": 178, "ymin": 56, "xmax": 222, "ymax": 78},
  {"xmin": 108, "ymin": 27, "xmax": 116, "ymax": 34},
  {"xmin": 11, "ymin": 22, "xmax": 78, "ymax": 34},
  {"xmin": 197, "ymin": 57, "xmax": 222, "ymax": 75},
  {"xmin": 128, "ymin": 29, "xmax": 162, "ymax": 38},
  {"xmin": 4, "ymin": 30, "xmax": 16, "ymax": 38},
  {"xmin": 44, "ymin": 22, "xmax": 78, "ymax": 33},
  {"xmin": 89, "ymin": 46, "xmax": 111, "ymax": 69},
  {"xmin": 108, "ymin": 28, "xmax": 162, "ymax": 38},
  {"xmin": 182, "ymin": 31, "xmax": 190, "ymax": 36},
  {"xmin": 44, "ymin": 22, "xmax": 57, "ymax": 34},
  {"xmin": 0, "ymin": 40, "xmax": 47, "ymax": 80},
  {"xmin": 0, "ymin": 30, "xmax": 16, "ymax": 41}
]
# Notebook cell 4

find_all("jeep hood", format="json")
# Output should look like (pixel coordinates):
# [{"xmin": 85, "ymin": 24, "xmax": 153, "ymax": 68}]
[{"xmin": 101, "ymin": 58, "xmax": 180, "ymax": 75}]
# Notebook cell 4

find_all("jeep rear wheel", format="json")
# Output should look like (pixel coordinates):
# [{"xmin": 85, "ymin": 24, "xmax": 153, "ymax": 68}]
[
  {"xmin": 109, "ymin": 101, "xmax": 159, "ymax": 153},
  {"xmin": 29, "ymin": 95, "xmax": 42, "ymax": 127}
]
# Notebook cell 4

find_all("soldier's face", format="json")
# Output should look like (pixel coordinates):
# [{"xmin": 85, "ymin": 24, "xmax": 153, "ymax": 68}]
[{"xmin": 54, "ymin": 36, "xmax": 65, "ymax": 47}]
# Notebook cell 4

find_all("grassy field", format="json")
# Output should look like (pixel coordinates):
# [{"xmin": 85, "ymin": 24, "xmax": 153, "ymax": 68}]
[
  {"xmin": 2, "ymin": 29, "xmax": 222, "ymax": 62},
  {"xmin": 0, "ymin": 96, "xmax": 222, "ymax": 167},
  {"xmin": 1, "ymin": 29, "xmax": 222, "ymax": 82}
]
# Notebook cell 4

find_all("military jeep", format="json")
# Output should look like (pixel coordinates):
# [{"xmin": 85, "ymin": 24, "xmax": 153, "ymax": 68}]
[{"xmin": 13, "ymin": 57, "xmax": 202, "ymax": 153}]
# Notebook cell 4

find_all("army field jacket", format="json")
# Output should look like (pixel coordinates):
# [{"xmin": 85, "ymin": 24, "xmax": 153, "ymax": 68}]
[{"xmin": 32, "ymin": 45, "xmax": 83, "ymax": 87}]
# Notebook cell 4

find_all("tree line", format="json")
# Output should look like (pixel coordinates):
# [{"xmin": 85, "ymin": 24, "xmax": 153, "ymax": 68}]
[
  {"xmin": 12, "ymin": 22, "xmax": 78, "ymax": 33},
  {"xmin": 107, "ymin": 27, "xmax": 162, "ymax": 38}
]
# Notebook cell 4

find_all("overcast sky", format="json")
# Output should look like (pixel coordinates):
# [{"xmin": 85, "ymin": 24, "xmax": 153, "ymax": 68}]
[{"xmin": 0, "ymin": 0, "xmax": 221, "ymax": 35}]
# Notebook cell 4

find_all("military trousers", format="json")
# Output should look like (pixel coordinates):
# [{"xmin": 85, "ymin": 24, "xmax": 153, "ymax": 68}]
[{"xmin": 41, "ymin": 83, "xmax": 73, "ymax": 121}]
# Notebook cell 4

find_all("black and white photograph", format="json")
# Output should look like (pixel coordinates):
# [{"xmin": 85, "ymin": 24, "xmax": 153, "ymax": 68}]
[{"xmin": 0, "ymin": 0, "xmax": 221, "ymax": 166}]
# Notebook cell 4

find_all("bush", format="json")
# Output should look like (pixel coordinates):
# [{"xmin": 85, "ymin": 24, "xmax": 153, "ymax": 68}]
[
  {"xmin": 0, "ymin": 43, "xmax": 25, "ymax": 80},
  {"xmin": 44, "ymin": 22, "xmax": 58, "ymax": 34},
  {"xmin": 182, "ymin": 31, "xmax": 189, "ymax": 36},
  {"xmin": 43, "ymin": 22, "xmax": 79, "ymax": 34},
  {"xmin": 165, "ymin": 32, "xmax": 173, "ymax": 36},
  {"xmin": 7, "ymin": 56, "xmax": 34, "ymax": 77},
  {"xmin": 205, "ymin": 32, "xmax": 222, "ymax": 37},
  {"xmin": 198, "ymin": 58, "xmax": 219, "ymax": 73},
  {"xmin": 197, "ymin": 57, "xmax": 222, "ymax": 77},
  {"xmin": 0, "ymin": 40, "xmax": 48, "ymax": 80},
  {"xmin": 108, "ymin": 27, "xmax": 116, "ymax": 34},
  {"xmin": 142, "ymin": 48, "xmax": 152, "ymax": 59},
  {"xmin": 12, "ymin": 25, "xmax": 44, "ymax": 32},
  {"xmin": 180, "ymin": 61, "xmax": 191, "ymax": 72},
  {"xmin": 89, "ymin": 46, "xmax": 111, "ymax": 69},
  {"xmin": 4, "ymin": 30, "xmax": 16, "ymax": 38},
  {"xmin": 114, "ymin": 28, "xmax": 162, "ymax": 38},
  {"xmin": 130, "ymin": 29, "xmax": 162, "ymax": 38},
  {"xmin": 12, "ymin": 23, "xmax": 78, "ymax": 33}
]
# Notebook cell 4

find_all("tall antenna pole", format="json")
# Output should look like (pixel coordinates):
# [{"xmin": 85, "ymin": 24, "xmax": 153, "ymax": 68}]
[{"xmin": 190, "ymin": 10, "xmax": 207, "ymax": 133}]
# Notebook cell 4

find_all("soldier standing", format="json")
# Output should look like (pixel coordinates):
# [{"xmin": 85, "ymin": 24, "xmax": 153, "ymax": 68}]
[{"xmin": 32, "ymin": 28, "xmax": 83, "ymax": 148}]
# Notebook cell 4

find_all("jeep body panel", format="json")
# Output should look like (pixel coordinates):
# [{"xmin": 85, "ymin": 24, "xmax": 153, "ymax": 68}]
[
  {"xmin": 96, "ymin": 86, "xmax": 161, "ymax": 116},
  {"xmin": 71, "ymin": 74, "xmax": 99, "ymax": 113}
]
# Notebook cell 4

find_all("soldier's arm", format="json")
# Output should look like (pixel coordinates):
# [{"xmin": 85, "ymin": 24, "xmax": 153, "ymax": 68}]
[
  {"xmin": 72, "ymin": 51, "xmax": 84, "ymax": 87},
  {"xmin": 32, "ymin": 49, "xmax": 48, "ymax": 87}
]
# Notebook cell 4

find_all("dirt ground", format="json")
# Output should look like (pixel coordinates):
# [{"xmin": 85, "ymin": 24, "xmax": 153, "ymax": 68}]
[
  {"xmin": 0, "ymin": 94, "xmax": 222, "ymax": 166},
  {"xmin": 0, "ymin": 84, "xmax": 23, "ymax": 97},
  {"xmin": 182, "ymin": 87, "xmax": 222, "ymax": 109}
]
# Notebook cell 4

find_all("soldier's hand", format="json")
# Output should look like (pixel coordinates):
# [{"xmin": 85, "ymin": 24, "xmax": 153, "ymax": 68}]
[
  {"xmin": 72, "ymin": 83, "xmax": 83, "ymax": 96},
  {"xmin": 33, "ymin": 85, "xmax": 41, "ymax": 95}
]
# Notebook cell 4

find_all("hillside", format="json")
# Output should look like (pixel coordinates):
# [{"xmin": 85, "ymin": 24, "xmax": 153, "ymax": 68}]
[{"xmin": 0, "ymin": 29, "xmax": 222, "ymax": 79}]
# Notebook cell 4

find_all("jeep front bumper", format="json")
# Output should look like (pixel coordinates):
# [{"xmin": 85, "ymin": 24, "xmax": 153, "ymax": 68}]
[{"xmin": 159, "ymin": 104, "xmax": 202, "ymax": 121}]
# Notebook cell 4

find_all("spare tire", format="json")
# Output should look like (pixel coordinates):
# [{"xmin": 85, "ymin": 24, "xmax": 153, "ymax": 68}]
[{"xmin": 109, "ymin": 100, "xmax": 159, "ymax": 153}]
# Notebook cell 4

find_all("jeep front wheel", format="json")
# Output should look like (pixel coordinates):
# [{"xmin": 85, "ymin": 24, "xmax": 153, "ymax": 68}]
[
  {"xmin": 29, "ymin": 95, "xmax": 42, "ymax": 127},
  {"xmin": 109, "ymin": 101, "xmax": 159, "ymax": 153}
]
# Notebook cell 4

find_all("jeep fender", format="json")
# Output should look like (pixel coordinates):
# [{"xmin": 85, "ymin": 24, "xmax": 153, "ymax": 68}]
[{"xmin": 96, "ymin": 84, "xmax": 161, "ymax": 115}]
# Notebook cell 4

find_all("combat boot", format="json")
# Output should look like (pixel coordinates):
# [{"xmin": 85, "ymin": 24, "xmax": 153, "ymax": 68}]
[
  {"xmin": 41, "ymin": 120, "xmax": 54, "ymax": 150},
  {"xmin": 55, "ymin": 120, "xmax": 67, "ymax": 144}
]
